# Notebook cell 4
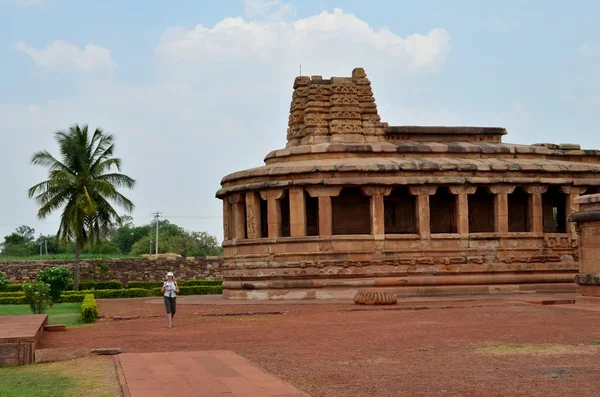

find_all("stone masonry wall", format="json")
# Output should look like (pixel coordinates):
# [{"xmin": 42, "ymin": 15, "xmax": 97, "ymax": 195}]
[{"xmin": 0, "ymin": 257, "xmax": 223, "ymax": 285}]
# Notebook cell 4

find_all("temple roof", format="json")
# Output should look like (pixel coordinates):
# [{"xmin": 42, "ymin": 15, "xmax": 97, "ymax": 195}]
[{"xmin": 221, "ymin": 156, "xmax": 600, "ymax": 185}]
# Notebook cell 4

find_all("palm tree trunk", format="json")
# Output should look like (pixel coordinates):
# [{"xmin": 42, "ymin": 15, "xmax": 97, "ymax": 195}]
[{"xmin": 74, "ymin": 241, "xmax": 81, "ymax": 291}]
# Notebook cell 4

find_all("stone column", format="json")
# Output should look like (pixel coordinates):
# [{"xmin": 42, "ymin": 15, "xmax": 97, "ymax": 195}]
[
  {"xmin": 260, "ymin": 190, "xmax": 284, "ymax": 238},
  {"xmin": 525, "ymin": 186, "xmax": 547, "ymax": 233},
  {"xmin": 562, "ymin": 186, "xmax": 587, "ymax": 238},
  {"xmin": 289, "ymin": 188, "xmax": 306, "ymax": 237},
  {"xmin": 361, "ymin": 186, "xmax": 393, "ymax": 240},
  {"xmin": 306, "ymin": 187, "xmax": 342, "ymax": 237},
  {"xmin": 229, "ymin": 194, "xmax": 246, "ymax": 240},
  {"xmin": 245, "ymin": 191, "xmax": 261, "ymax": 239},
  {"xmin": 568, "ymin": 194, "xmax": 600, "ymax": 302},
  {"xmin": 488, "ymin": 186, "xmax": 515, "ymax": 234},
  {"xmin": 409, "ymin": 186, "xmax": 437, "ymax": 238},
  {"xmin": 222, "ymin": 199, "xmax": 230, "ymax": 241},
  {"xmin": 449, "ymin": 186, "xmax": 476, "ymax": 235}
]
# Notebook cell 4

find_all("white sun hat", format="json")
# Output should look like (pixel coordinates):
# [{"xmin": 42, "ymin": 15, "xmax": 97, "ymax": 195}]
[{"xmin": 166, "ymin": 272, "xmax": 174, "ymax": 278}]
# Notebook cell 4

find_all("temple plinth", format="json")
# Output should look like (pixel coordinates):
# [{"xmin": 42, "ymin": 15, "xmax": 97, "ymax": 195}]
[
  {"xmin": 569, "ymin": 194, "xmax": 600, "ymax": 303},
  {"xmin": 216, "ymin": 67, "xmax": 600, "ymax": 300}
]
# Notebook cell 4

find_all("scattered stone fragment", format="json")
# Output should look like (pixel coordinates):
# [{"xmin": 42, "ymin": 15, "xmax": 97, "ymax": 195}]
[{"xmin": 91, "ymin": 348, "xmax": 121, "ymax": 355}]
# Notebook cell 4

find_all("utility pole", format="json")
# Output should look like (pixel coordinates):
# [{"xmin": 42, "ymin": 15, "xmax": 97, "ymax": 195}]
[
  {"xmin": 153, "ymin": 212, "xmax": 162, "ymax": 256},
  {"xmin": 39, "ymin": 233, "xmax": 42, "ymax": 259},
  {"xmin": 299, "ymin": 64, "xmax": 302, "ymax": 76}
]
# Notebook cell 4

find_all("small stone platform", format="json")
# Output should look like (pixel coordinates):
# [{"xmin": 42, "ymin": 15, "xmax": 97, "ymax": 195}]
[
  {"xmin": 115, "ymin": 350, "xmax": 309, "ymax": 397},
  {"xmin": 0, "ymin": 314, "xmax": 48, "ymax": 366}
]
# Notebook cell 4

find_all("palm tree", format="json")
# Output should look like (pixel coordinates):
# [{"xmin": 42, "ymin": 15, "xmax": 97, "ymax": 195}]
[{"xmin": 28, "ymin": 124, "xmax": 135, "ymax": 289}]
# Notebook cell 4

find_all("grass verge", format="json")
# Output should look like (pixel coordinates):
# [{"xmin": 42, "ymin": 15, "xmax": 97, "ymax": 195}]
[
  {"xmin": 0, "ymin": 356, "xmax": 121, "ymax": 397},
  {"xmin": 471, "ymin": 341, "xmax": 600, "ymax": 355},
  {"xmin": 0, "ymin": 303, "xmax": 83, "ymax": 327}
]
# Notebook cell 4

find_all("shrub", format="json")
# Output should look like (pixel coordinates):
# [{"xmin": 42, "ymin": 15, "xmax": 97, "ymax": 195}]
[
  {"xmin": 0, "ymin": 291, "xmax": 25, "ymax": 298},
  {"xmin": 58, "ymin": 293, "xmax": 86, "ymax": 303},
  {"xmin": 36, "ymin": 267, "xmax": 72, "ymax": 306},
  {"xmin": 126, "ymin": 281, "xmax": 164, "ymax": 289},
  {"xmin": 68, "ymin": 280, "xmax": 123, "ymax": 290},
  {"xmin": 180, "ymin": 279, "xmax": 222, "ymax": 287},
  {"xmin": 5, "ymin": 284, "xmax": 23, "ymax": 292},
  {"xmin": 22, "ymin": 282, "xmax": 50, "ymax": 314},
  {"xmin": 0, "ymin": 296, "xmax": 27, "ymax": 304},
  {"xmin": 150, "ymin": 287, "xmax": 163, "ymax": 296},
  {"xmin": 80, "ymin": 294, "xmax": 98, "ymax": 323},
  {"xmin": 0, "ymin": 271, "xmax": 10, "ymax": 291},
  {"xmin": 179, "ymin": 286, "xmax": 223, "ymax": 295},
  {"xmin": 93, "ymin": 288, "xmax": 152, "ymax": 299}
]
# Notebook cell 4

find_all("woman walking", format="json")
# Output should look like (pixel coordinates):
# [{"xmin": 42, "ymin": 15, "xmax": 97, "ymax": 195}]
[{"xmin": 161, "ymin": 271, "xmax": 179, "ymax": 328}]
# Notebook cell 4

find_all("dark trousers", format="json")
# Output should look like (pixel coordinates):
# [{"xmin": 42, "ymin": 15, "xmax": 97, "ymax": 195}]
[{"xmin": 164, "ymin": 296, "xmax": 176, "ymax": 315}]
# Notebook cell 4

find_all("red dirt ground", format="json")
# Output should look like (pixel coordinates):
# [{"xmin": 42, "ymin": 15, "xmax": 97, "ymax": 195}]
[{"xmin": 42, "ymin": 297, "xmax": 600, "ymax": 397}]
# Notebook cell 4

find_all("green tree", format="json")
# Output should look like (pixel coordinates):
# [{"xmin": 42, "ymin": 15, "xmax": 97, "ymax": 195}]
[
  {"xmin": 1, "ymin": 225, "xmax": 37, "ymax": 256},
  {"xmin": 28, "ymin": 124, "xmax": 135, "ymax": 289}
]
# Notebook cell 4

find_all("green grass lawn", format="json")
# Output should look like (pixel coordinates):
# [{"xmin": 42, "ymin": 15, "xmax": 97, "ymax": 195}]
[
  {"xmin": 0, "ymin": 303, "xmax": 83, "ymax": 327},
  {"xmin": 0, "ymin": 253, "xmax": 140, "ymax": 261},
  {"xmin": 0, "ymin": 356, "xmax": 121, "ymax": 397}
]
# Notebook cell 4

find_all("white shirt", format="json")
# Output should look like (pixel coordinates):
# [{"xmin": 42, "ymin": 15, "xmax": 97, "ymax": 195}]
[{"xmin": 164, "ymin": 281, "xmax": 177, "ymax": 298}]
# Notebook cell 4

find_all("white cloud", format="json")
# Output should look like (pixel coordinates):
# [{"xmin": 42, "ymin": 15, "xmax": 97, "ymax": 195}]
[
  {"xmin": 13, "ymin": 40, "xmax": 117, "ymax": 72},
  {"xmin": 0, "ymin": 5, "xmax": 452, "ymax": 242},
  {"xmin": 577, "ymin": 44, "xmax": 596, "ymax": 57},
  {"xmin": 489, "ymin": 18, "xmax": 519, "ymax": 32},
  {"xmin": 12, "ymin": 0, "xmax": 42, "ymax": 6},
  {"xmin": 243, "ymin": 0, "xmax": 295, "ymax": 20},
  {"xmin": 155, "ymin": 8, "xmax": 451, "ymax": 80}
]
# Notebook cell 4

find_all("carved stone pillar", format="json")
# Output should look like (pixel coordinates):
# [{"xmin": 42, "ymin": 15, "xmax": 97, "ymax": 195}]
[
  {"xmin": 229, "ymin": 194, "xmax": 246, "ymax": 240},
  {"xmin": 245, "ymin": 192, "xmax": 261, "ymax": 239},
  {"xmin": 306, "ymin": 187, "xmax": 342, "ymax": 237},
  {"xmin": 361, "ymin": 186, "xmax": 393, "ymax": 240},
  {"xmin": 488, "ymin": 186, "xmax": 515, "ymax": 234},
  {"xmin": 289, "ymin": 188, "xmax": 306, "ymax": 237},
  {"xmin": 222, "ymin": 199, "xmax": 230, "ymax": 241},
  {"xmin": 449, "ymin": 186, "xmax": 476, "ymax": 235},
  {"xmin": 562, "ymin": 186, "xmax": 587, "ymax": 239},
  {"xmin": 260, "ymin": 190, "xmax": 284, "ymax": 238},
  {"xmin": 525, "ymin": 186, "xmax": 547, "ymax": 233},
  {"xmin": 409, "ymin": 186, "xmax": 437, "ymax": 238}
]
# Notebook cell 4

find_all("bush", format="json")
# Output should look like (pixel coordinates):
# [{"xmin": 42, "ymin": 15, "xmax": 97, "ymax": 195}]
[
  {"xmin": 94, "ymin": 288, "xmax": 152, "ymax": 299},
  {"xmin": 179, "ymin": 286, "xmax": 223, "ymax": 295},
  {"xmin": 0, "ymin": 291, "xmax": 25, "ymax": 298},
  {"xmin": 180, "ymin": 279, "xmax": 222, "ymax": 287},
  {"xmin": 0, "ymin": 296, "xmax": 27, "ymax": 304},
  {"xmin": 58, "ymin": 293, "xmax": 86, "ymax": 303},
  {"xmin": 80, "ymin": 294, "xmax": 98, "ymax": 323},
  {"xmin": 22, "ymin": 282, "xmax": 50, "ymax": 314},
  {"xmin": 0, "ymin": 271, "xmax": 10, "ymax": 291},
  {"xmin": 36, "ymin": 267, "xmax": 72, "ymax": 306},
  {"xmin": 5, "ymin": 284, "xmax": 23, "ymax": 292},
  {"xmin": 127, "ymin": 281, "xmax": 164, "ymax": 289},
  {"xmin": 68, "ymin": 280, "xmax": 123, "ymax": 290}
]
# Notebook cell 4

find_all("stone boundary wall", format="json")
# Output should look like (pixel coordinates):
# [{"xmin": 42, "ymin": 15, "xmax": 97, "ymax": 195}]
[{"xmin": 0, "ymin": 257, "xmax": 223, "ymax": 285}]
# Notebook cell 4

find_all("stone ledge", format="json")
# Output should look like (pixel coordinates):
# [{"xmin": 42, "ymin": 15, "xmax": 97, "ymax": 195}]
[{"xmin": 575, "ymin": 273, "xmax": 600, "ymax": 285}]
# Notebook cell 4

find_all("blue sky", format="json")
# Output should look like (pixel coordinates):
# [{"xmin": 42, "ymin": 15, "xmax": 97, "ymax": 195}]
[{"xmin": 0, "ymin": 0, "xmax": 599, "ymax": 242}]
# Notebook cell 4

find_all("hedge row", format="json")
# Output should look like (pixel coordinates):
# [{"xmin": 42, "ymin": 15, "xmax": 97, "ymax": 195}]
[
  {"xmin": 180, "ymin": 280, "xmax": 222, "ymax": 287},
  {"xmin": 0, "ymin": 296, "xmax": 26, "ymax": 304},
  {"xmin": 81, "ymin": 294, "xmax": 98, "ymax": 323},
  {"xmin": 68, "ymin": 280, "xmax": 124, "ymax": 290},
  {"xmin": 0, "ymin": 291, "xmax": 25, "ymax": 298},
  {"xmin": 126, "ymin": 281, "xmax": 164, "ymax": 289}
]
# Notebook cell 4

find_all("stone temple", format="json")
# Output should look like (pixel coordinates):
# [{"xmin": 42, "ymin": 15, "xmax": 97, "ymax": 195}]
[{"xmin": 216, "ymin": 67, "xmax": 600, "ymax": 300}]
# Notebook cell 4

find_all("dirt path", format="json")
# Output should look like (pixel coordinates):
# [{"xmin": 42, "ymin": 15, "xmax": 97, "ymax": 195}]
[{"xmin": 42, "ymin": 298, "xmax": 600, "ymax": 397}]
